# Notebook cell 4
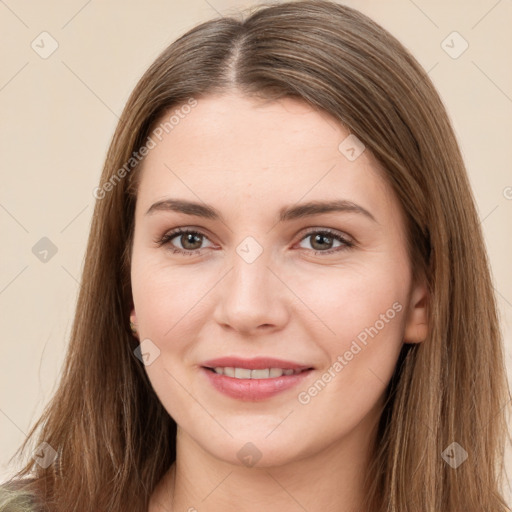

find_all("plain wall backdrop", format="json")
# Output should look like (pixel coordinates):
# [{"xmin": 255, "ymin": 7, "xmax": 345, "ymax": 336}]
[{"xmin": 1, "ymin": 0, "xmax": 511, "ymax": 502}]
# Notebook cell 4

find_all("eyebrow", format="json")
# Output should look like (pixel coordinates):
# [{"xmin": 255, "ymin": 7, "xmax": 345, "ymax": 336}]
[{"xmin": 145, "ymin": 198, "xmax": 377, "ymax": 223}]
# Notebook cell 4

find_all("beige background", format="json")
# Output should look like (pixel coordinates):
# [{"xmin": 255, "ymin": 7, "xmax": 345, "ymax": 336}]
[{"xmin": 1, "ymin": 0, "xmax": 511, "ymax": 502}]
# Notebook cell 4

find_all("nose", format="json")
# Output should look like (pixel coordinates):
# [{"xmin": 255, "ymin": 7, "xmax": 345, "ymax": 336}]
[{"xmin": 212, "ymin": 244, "xmax": 290, "ymax": 335}]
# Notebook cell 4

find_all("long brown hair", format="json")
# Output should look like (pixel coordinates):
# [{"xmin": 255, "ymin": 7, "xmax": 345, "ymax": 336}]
[{"xmin": 3, "ymin": 1, "xmax": 511, "ymax": 510}]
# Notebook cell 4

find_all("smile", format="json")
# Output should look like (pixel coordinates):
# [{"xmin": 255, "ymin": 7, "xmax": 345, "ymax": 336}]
[
  {"xmin": 205, "ymin": 367, "xmax": 306, "ymax": 378},
  {"xmin": 201, "ymin": 366, "xmax": 314, "ymax": 401}
]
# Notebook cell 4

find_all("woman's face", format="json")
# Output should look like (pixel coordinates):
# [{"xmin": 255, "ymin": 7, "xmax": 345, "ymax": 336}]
[{"xmin": 130, "ymin": 92, "xmax": 428, "ymax": 467}]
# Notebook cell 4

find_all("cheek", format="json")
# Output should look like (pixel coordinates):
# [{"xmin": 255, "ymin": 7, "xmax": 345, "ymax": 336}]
[
  {"xmin": 296, "ymin": 266, "xmax": 407, "ymax": 419},
  {"xmin": 130, "ymin": 257, "xmax": 205, "ymax": 417},
  {"xmin": 131, "ymin": 252, "xmax": 209, "ymax": 339},
  {"xmin": 297, "ymin": 252, "xmax": 408, "ymax": 336},
  {"xmin": 301, "ymin": 254, "xmax": 406, "ymax": 351}
]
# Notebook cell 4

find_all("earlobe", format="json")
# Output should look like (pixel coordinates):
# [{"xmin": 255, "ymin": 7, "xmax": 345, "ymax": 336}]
[
  {"xmin": 129, "ymin": 307, "xmax": 139, "ymax": 338},
  {"xmin": 403, "ymin": 281, "xmax": 429, "ymax": 344}
]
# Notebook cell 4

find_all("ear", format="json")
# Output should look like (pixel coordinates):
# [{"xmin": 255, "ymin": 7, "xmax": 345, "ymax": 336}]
[
  {"xmin": 129, "ymin": 307, "xmax": 139, "ymax": 339},
  {"xmin": 403, "ymin": 279, "xmax": 429, "ymax": 344}
]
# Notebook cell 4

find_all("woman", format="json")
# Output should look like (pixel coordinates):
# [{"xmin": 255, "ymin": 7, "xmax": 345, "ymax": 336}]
[{"xmin": 1, "ymin": 1, "xmax": 510, "ymax": 510}]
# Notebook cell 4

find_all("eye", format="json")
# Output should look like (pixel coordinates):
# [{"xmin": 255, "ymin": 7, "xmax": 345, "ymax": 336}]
[
  {"xmin": 155, "ymin": 227, "xmax": 355, "ymax": 256},
  {"xmin": 296, "ymin": 228, "xmax": 354, "ymax": 255},
  {"xmin": 155, "ymin": 228, "xmax": 214, "ymax": 256}
]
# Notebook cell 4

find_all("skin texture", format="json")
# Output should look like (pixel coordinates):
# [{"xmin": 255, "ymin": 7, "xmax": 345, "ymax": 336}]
[{"xmin": 129, "ymin": 92, "xmax": 428, "ymax": 512}]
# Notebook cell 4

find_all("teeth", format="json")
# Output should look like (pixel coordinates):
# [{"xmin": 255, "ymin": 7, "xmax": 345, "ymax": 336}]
[
  {"xmin": 249, "ymin": 368, "xmax": 269, "ymax": 379},
  {"xmin": 223, "ymin": 366, "xmax": 235, "ymax": 377},
  {"xmin": 212, "ymin": 367, "xmax": 303, "ymax": 379},
  {"xmin": 235, "ymin": 367, "xmax": 252, "ymax": 379},
  {"xmin": 269, "ymin": 367, "xmax": 284, "ymax": 377}
]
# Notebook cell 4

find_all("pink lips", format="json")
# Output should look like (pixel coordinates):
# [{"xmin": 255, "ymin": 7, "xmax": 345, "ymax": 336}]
[
  {"xmin": 201, "ymin": 356, "xmax": 313, "ymax": 371},
  {"xmin": 200, "ymin": 356, "xmax": 314, "ymax": 401}
]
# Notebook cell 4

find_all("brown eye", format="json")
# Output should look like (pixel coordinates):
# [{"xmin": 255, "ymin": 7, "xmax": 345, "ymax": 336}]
[
  {"xmin": 309, "ymin": 232, "xmax": 335, "ymax": 251},
  {"xmin": 297, "ymin": 229, "xmax": 354, "ymax": 255},
  {"xmin": 177, "ymin": 232, "xmax": 203, "ymax": 251},
  {"xmin": 157, "ymin": 229, "xmax": 213, "ymax": 255}
]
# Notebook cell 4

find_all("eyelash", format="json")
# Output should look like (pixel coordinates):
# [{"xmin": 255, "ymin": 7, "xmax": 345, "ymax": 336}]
[{"xmin": 155, "ymin": 227, "xmax": 355, "ymax": 256}]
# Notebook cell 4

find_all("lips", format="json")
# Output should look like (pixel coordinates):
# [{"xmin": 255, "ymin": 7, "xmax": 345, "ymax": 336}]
[
  {"xmin": 201, "ymin": 356, "xmax": 314, "ymax": 372},
  {"xmin": 199, "ymin": 356, "xmax": 315, "ymax": 401}
]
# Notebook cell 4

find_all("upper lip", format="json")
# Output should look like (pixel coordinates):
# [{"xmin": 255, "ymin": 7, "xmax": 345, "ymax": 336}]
[{"xmin": 201, "ymin": 357, "xmax": 314, "ymax": 371}]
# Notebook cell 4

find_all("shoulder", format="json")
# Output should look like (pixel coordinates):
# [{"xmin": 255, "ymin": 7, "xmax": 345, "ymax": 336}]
[{"xmin": 0, "ymin": 479, "xmax": 40, "ymax": 512}]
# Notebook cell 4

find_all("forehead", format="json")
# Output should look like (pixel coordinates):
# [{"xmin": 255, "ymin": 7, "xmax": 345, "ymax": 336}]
[{"xmin": 135, "ymin": 93, "xmax": 395, "ymax": 222}]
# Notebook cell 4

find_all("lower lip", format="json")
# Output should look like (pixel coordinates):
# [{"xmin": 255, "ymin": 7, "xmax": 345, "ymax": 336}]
[{"xmin": 201, "ymin": 367, "xmax": 313, "ymax": 401}]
